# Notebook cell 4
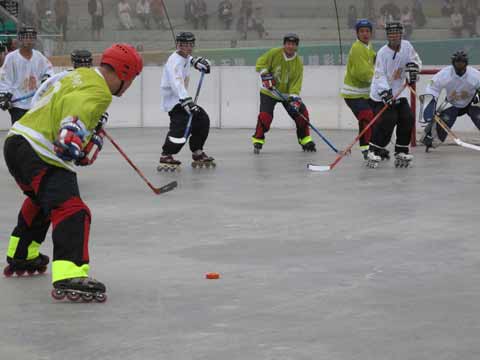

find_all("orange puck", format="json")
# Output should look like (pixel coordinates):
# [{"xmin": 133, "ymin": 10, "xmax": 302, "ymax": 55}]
[{"xmin": 205, "ymin": 272, "xmax": 220, "ymax": 279}]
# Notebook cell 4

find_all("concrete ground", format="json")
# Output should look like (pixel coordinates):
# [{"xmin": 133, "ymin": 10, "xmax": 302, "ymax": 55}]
[{"xmin": 1, "ymin": 128, "xmax": 479, "ymax": 360}]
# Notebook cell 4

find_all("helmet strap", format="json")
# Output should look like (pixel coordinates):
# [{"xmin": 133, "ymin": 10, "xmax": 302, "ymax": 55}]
[{"xmin": 114, "ymin": 80, "xmax": 124, "ymax": 96}]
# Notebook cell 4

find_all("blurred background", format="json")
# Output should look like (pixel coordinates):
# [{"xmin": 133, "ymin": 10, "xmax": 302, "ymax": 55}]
[{"xmin": 0, "ymin": 0, "xmax": 479, "ymax": 66}]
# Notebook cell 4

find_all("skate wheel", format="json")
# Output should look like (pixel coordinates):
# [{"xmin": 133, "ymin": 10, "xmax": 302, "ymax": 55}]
[
  {"xmin": 192, "ymin": 162, "xmax": 197, "ymax": 168},
  {"xmin": 205, "ymin": 163, "xmax": 211, "ymax": 168},
  {"xmin": 27, "ymin": 269, "xmax": 36, "ymax": 275},
  {"xmin": 3, "ymin": 266, "xmax": 14, "ymax": 277},
  {"xmin": 37, "ymin": 266, "xmax": 47, "ymax": 274},
  {"xmin": 51, "ymin": 289, "xmax": 66, "ymax": 300},
  {"xmin": 66, "ymin": 292, "xmax": 81, "ymax": 302},
  {"xmin": 15, "ymin": 269, "xmax": 26, "ymax": 277},
  {"xmin": 254, "ymin": 149, "xmax": 259, "ymax": 154},
  {"xmin": 94, "ymin": 293, "xmax": 107, "ymax": 303},
  {"xmin": 81, "ymin": 293, "xmax": 94, "ymax": 302}
]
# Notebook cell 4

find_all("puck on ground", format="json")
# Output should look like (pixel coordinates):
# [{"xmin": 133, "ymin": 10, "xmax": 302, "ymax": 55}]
[{"xmin": 205, "ymin": 272, "xmax": 220, "ymax": 279}]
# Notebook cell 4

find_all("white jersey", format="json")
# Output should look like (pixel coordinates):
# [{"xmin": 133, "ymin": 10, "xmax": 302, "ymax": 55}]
[
  {"xmin": 0, "ymin": 49, "xmax": 54, "ymax": 110},
  {"xmin": 160, "ymin": 52, "xmax": 192, "ymax": 112},
  {"xmin": 370, "ymin": 40, "xmax": 422, "ymax": 102},
  {"xmin": 425, "ymin": 66, "xmax": 480, "ymax": 109},
  {"xmin": 31, "ymin": 69, "xmax": 71, "ymax": 105}
]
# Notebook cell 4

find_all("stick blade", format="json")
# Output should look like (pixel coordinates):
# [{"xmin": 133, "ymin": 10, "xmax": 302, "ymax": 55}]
[
  {"xmin": 307, "ymin": 164, "xmax": 331, "ymax": 172},
  {"xmin": 153, "ymin": 181, "xmax": 178, "ymax": 195},
  {"xmin": 455, "ymin": 139, "xmax": 480, "ymax": 151},
  {"xmin": 168, "ymin": 136, "xmax": 187, "ymax": 144}
]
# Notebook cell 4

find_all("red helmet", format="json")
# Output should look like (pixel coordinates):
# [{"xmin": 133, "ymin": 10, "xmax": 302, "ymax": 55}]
[{"xmin": 100, "ymin": 44, "xmax": 143, "ymax": 81}]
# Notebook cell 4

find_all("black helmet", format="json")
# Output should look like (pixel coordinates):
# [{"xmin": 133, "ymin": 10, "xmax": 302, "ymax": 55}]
[
  {"xmin": 283, "ymin": 33, "xmax": 299, "ymax": 45},
  {"xmin": 451, "ymin": 50, "xmax": 468, "ymax": 76},
  {"xmin": 18, "ymin": 26, "xmax": 37, "ymax": 39},
  {"xmin": 71, "ymin": 49, "xmax": 93, "ymax": 68},
  {"xmin": 176, "ymin": 32, "xmax": 195, "ymax": 44},
  {"xmin": 385, "ymin": 21, "xmax": 403, "ymax": 35}
]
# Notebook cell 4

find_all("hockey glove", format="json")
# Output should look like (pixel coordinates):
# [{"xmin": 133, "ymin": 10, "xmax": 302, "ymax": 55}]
[
  {"xmin": 287, "ymin": 96, "xmax": 303, "ymax": 115},
  {"xmin": 261, "ymin": 72, "xmax": 276, "ymax": 90},
  {"xmin": 379, "ymin": 89, "xmax": 394, "ymax": 106},
  {"xmin": 191, "ymin": 57, "xmax": 211, "ymax": 74},
  {"xmin": 180, "ymin": 97, "xmax": 199, "ymax": 114},
  {"xmin": 405, "ymin": 62, "xmax": 420, "ymax": 85},
  {"xmin": 53, "ymin": 116, "xmax": 86, "ymax": 161},
  {"xmin": 472, "ymin": 90, "xmax": 480, "ymax": 105},
  {"xmin": 75, "ymin": 131, "xmax": 104, "ymax": 166},
  {"xmin": 0, "ymin": 92, "xmax": 13, "ymax": 110}
]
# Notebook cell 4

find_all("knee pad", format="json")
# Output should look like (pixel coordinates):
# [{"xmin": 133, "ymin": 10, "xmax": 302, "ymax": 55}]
[
  {"xmin": 20, "ymin": 198, "xmax": 41, "ymax": 228},
  {"xmin": 51, "ymin": 197, "xmax": 91, "ymax": 229},
  {"xmin": 258, "ymin": 112, "xmax": 273, "ymax": 131},
  {"xmin": 358, "ymin": 109, "xmax": 374, "ymax": 123}
]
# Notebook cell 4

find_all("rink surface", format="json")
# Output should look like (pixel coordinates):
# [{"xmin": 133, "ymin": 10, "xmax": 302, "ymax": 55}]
[{"xmin": 1, "ymin": 128, "xmax": 479, "ymax": 360}]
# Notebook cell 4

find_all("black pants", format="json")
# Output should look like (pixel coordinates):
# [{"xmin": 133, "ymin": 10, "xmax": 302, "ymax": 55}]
[
  {"xmin": 370, "ymin": 98, "xmax": 414, "ymax": 154},
  {"xmin": 344, "ymin": 98, "xmax": 375, "ymax": 148},
  {"xmin": 162, "ymin": 104, "xmax": 210, "ymax": 155},
  {"xmin": 253, "ymin": 92, "xmax": 311, "ymax": 141},
  {"xmin": 4, "ymin": 136, "xmax": 91, "ymax": 267},
  {"xmin": 8, "ymin": 107, "xmax": 28, "ymax": 125}
]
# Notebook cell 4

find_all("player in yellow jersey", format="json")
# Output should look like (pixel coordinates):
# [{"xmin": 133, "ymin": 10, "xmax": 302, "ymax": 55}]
[
  {"xmin": 3, "ymin": 44, "xmax": 143, "ymax": 302},
  {"xmin": 251, "ymin": 33, "xmax": 316, "ymax": 154}
]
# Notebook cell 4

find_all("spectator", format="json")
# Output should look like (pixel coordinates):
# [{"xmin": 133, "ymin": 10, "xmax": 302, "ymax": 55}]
[
  {"xmin": 250, "ymin": 2, "xmax": 267, "ymax": 39},
  {"xmin": 380, "ymin": 1, "xmax": 400, "ymax": 20},
  {"xmin": 347, "ymin": 5, "xmax": 358, "ymax": 29},
  {"xmin": 35, "ymin": 0, "xmax": 49, "ymax": 30},
  {"xmin": 190, "ymin": 0, "xmax": 208, "ymax": 30},
  {"xmin": 54, "ymin": 0, "xmax": 69, "ymax": 41},
  {"xmin": 362, "ymin": 0, "xmax": 374, "ymax": 18},
  {"xmin": 412, "ymin": 0, "xmax": 426, "ymax": 28},
  {"xmin": 0, "ymin": 41, "xmax": 6, "ymax": 66},
  {"xmin": 136, "ymin": 0, "xmax": 151, "ymax": 29},
  {"xmin": 88, "ymin": 0, "xmax": 104, "ymax": 40},
  {"xmin": 462, "ymin": 2, "xmax": 478, "ymax": 37},
  {"xmin": 237, "ymin": 0, "xmax": 253, "ymax": 40},
  {"xmin": 40, "ymin": 10, "xmax": 58, "ymax": 56},
  {"xmin": 118, "ymin": 0, "xmax": 134, "ymax": 30},
  {"xmin": 442, "ymin": 0, "xmax": 455, "ymax": 16},
  {"xmin": 401, "ymin": 6, "xmax": 414, "ymax": 39},
  {"xmin": 218, "ymin": 0, "xmax": 233, "ymax": 30},
  {"xmin": 450, "ymin": 6, "xmax": 464, "ymax": 37},
  {"xmin": 5, "ymin": 37, "xmax": 17, "ymax": 52},
  {"xmin": 150, "ymin": 0, "xmax": 167, "ymax": 29}
]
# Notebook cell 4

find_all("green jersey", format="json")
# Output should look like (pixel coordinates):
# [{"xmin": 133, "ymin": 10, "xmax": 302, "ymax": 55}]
[
  {"xmin": 341, "ymin": 40, "xmax": 376, "ymax": 99},
  {"xmin": 8, "ymin": 68, "xmax": 112, "ymax": 172},
  {"xmin": 256, "ymin": 48, "xmax": 303, "ymax": 100}
]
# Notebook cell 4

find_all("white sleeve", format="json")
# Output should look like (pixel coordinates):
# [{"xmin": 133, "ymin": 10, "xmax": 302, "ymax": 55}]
[
  {"xmin": 167, "ymin": 60, "xmax": 189, "ymax": 100},
  {"xmin": 425, "ymin": 69, "xmax": 446, "ymax": 100},
  {"xmin": 373, "ymin": 52, "xmax": 390, "ymax": 95},
  {"xmin": 41, "ymin": 55, "xmax": 55, "ymax": 78},
  {"xmin": 0, "ymin": 54, "xmax": 14, "ymax": 93},
  {"xmin": 408, "ymin": 43, "xmax": 422, "ymax": 70}
]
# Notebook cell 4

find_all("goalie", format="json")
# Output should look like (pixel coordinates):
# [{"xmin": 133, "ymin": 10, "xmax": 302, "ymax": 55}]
[{"xmin": 420, "ymin": 51, "xmax": 480, "ymax": 152}]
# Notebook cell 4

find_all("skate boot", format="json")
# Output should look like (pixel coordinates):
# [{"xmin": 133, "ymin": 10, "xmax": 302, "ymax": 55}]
[
  {"xmin": 302, "ymin": 141, "xmax": 317, "ymax": 152},
  {"xmin": 191, "ymin": 151, "xmax": 216, "ymax": 169},
  {"xmin": 378, "ymin": 148, "xmax": 390, "ymax": 161},
  {"xmin": 253, "ymin": 142, "xmax": 262, "ymax": 154},
  {"xmin": 361, "ymin": 149, "xmax": 369, "ymax": 160},
  {"xmin": 51, "ymin": 277, "xmax": 107, "ymax": 303},
  {"xmin": 365, "ymin": 150, "xmax": 381, "ymax": 168},
  {"xmin": 3, "ymin": 253, "xmax": 49, "ymax": 277},
  {"xmin": 420, "ymin": 133, "xmax": 434, "ymax": 152},
  {"xmin": 394, "ymin": 152, "xmax": 413, "ymax": 168},
  {"xmin": 157, "ymin": 154, "xmax": 181, "ymax": 172}
]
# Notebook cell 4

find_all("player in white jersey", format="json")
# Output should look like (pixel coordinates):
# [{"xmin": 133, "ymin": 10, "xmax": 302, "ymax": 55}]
[
  {"xmin": 32, "ymin": 49, "xmax": 93, "ymax": 106},
  {"xmin": 366, "ymin": 21, "xmax": 421, "ymax": 168},
  {"xmin": 157, "ymin": 32, "xmax": 214, "ymax": 171},
  {"xmin": 420, "ymin": 51, "xmax": 480, "ymax": 151},
  {"xmin": 0, "ymin": 26, "xmax": 54, "ymax": 124}
]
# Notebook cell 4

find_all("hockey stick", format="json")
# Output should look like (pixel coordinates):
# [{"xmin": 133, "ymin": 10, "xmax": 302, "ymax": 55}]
[
  {"xmin": 12, "ymin": 92, "xmax": 35, "ymax": 103},
  {"xmin": 270, "ymin": 88, "xmax": 340, "ymax": 153},
  {"xmin": 412, "ymin": 85, "xmax": 480, "ymax": 152},
  {"xmin": 160, "ymin": 0, "xmax": 177, "ymax": 46},
  {"xmin": 168, "ymin": 70, "xmax": 206, "ymax": 145},
  {"xmin": 308, "ymin": 83, "xmax": 408, "ymax": 172},
  {"xmin": 102, "ymin": 130, "xmax": 178, "ymax": 195}
]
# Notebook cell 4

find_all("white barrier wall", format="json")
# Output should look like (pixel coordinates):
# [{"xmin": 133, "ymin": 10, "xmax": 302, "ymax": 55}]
[{"xmin": 0, "ymin": 66, "xmax": 478, "ymax": 132}]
